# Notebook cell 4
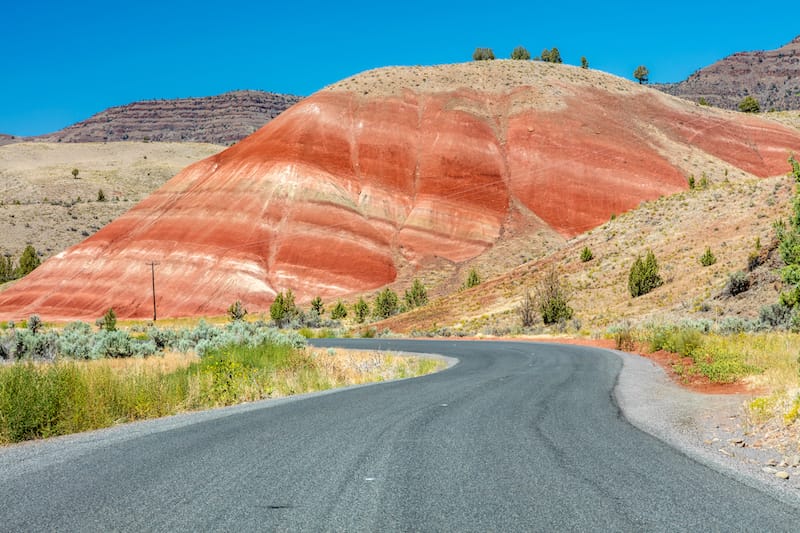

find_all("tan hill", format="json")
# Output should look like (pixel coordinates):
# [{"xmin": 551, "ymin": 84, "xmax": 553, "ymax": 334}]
[
  {"xmin": 376, "ymin": 172, "xmax": 794, "ymax": 334},
  {"xmin": 656, "ymin": 36, "xmax": 800, "ymax": 111},
  {"xmin": 0, "ymin": 60, "xmax": 799, "ymax": 322},
  {"xmin": 0, "ymin": 141, "xmax": 224, "ymax": 261},
  {"xmin": 31, "ymin": 90, "xmax": 302, "ymax": 145}
]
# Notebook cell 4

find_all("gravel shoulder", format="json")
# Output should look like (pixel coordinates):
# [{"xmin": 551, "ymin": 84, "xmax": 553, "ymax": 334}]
[{"xmin": 614, "ymin": 349, "xmax": 800, "ymax": 506}]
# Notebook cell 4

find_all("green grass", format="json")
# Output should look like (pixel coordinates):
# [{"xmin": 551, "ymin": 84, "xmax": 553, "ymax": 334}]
[
  {"xmin": 640, "ymin": 325, "xmax": 762, "ymax": 383},
  {"xmin": 0, "ymin": 342, "xmax": 443, "ymax": 445}
]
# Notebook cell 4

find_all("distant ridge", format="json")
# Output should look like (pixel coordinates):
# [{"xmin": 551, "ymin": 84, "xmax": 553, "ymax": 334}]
[
  {"xmin": 33, "ymin": 90, "xmax": 303, "ymax": 145},
  {"xmin": 656, "ymin": 36, "xmax": 800, "ymax": 111}
]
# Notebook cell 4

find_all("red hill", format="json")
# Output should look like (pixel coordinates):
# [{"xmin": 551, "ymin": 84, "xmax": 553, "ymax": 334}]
[{"xmin": 1, "ymin": 61, "xmax": 799, "ymax": 321}]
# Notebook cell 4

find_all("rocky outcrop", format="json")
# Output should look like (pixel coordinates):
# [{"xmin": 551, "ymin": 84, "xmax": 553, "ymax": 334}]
[
  {"xmin": 1, "ymin": 61, "xmax": 799, "ymax": 321},
  {"xmin": 0, "ymin": 134, "xmax": 18, "ymax": 147},
  {"xmin": 656, "ymin": 36, "xmax": 800, "ymax": 111},
  {"xmin": 34, "ymin": 90, "xmax": 302, "ymax": 145}
]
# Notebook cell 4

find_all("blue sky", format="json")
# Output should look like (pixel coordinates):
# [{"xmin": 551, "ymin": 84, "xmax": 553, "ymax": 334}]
[{"xmin": 2, "ymin": 1, "xmax": 798, "ymax": 136}]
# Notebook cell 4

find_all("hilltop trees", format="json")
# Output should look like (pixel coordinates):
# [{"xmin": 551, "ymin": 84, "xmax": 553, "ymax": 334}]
[
  {"xmin": 511, "ymin": 46, "xmax": 531, "ymax": 60},
  {"xmin": 580, "ymin": 56, "xmax": 589, "ymax": 69},
  {"xmin": 472, "ymin": 48, "xmax": 495, "ymax": 61},
  {"xmin": 540, "ymin": 48, "xmax": 562, "ymax": 63},
  {"xmin": 633, "ymin": 65, "xmax": 649, "ymax": 84}
]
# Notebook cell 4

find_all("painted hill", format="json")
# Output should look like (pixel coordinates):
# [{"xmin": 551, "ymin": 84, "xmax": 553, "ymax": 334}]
[
  {"xmin": 656, "ymin": 36, "xmax": 800, "ymax": 111},
  {"xmin": 33, "ymin": 90, "xmax": 302, "ymax": 145},
  {"xmin": 1, "ymin": 60, "xmax": 799, "ymax": 321}
]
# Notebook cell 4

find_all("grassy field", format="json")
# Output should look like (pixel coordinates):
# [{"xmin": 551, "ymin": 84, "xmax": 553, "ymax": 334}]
[{"xmin": 0, "ymin": 343, "xmax": 443, "ymax": 445}]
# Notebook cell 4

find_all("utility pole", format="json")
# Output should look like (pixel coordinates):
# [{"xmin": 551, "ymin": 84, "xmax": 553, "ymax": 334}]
[{"xmin": 147, "ymin": 261, "xmax": 159, "ymax": 321}]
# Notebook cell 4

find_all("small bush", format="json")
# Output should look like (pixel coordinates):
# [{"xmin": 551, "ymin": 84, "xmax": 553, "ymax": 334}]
[
  {"xmin": 404, "ymin": 279, "xmax": 428, "ymax": 309},
  {"xmin": 463, "ymin": 267, "xmax": 481, "ymax": 289},
  {"xmin": 27, "ymin": 315, "xmax": 43, "ymax": 334},
  {"xmin": 758, "ymin": 303, "xmax": 794, "ymax": 330},
  {"xmin": 353, "ymin": 298, "xmax": 370, "ymax": 323},
  {"xmin": 608, "ymin": 322, "xmax": 635, "ymax": 351},
  {"xmin": 373, "ymin": 288, "xmax": 399, "ymax": 320},
  {"xmin": 738, "ymin": 96, "xmax": 760, "ymax": 113},
  {"xmin": 472, "ymin": 47, "xmax": 495, "ymax": 61},
  {"xmin": 510, "ymin": 46, "xmax": 530, "ymax": 60},
  {"xmin": 747, "ymin": 252, "xmax": 760, "ymax": 271},
  {"xmin": 330, "ymin": 300, "xmax": 347, "ymax": 320},
  {"xmin": 270, "ymin": 290, "xmax": 297, "ymax": 327},
  {"xmin": 580, "ymin": 247, "xmax": 593, "ymax": 262},
  {"xmin": 227, "ymin": 300, "xmax": 248, "ymax": 322},
  {"xmin": 100, "ymin": 308, "xmax": 117, "ymax": 332},
  {"xmin": 536, "ymin": 269, "xmax": 573, "ymax": 325},
  {"xmin": 699, "ymin": 247, "xmax": 716, "ymax": 267},
  {"xmin": 629, "ymin": 250, "xmax": 663, "ymax": 297},
  {"xmin": 725, "ymin": 271, "xmax": 750, "ymax": 296},
  {"xmin": 518, "ymin": 290, "xmax": 536, "ymax": 327}
]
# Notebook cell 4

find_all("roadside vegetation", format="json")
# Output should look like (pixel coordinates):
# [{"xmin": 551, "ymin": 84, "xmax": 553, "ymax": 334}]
[{"xmin": 0, "ymin": 318, "xmax": 443, "ymax": 445}]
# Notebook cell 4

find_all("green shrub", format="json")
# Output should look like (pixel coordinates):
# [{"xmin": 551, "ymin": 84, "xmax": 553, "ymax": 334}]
[
  {"xmin": 510, "ymin": 46, "xmax": 530, "ymax": 60},
  {"xmin": 27, "ymin": 314, "xmax": 43, "ymax": 334},
  {"xmin": 472, "ymin": 47, "xmax": 495, "ymax": 61},
  {"xmin": 738, "ymin": 96, "xmax": 760, "ymax": 113},
  {"xmin": 353, "ymin": 297, "xmax": 370, "ymax": 323},
  {"xmin": 580, "ymin": 246, "xmax": 593, "ymax": 262},
  {"xmin": 536, "ymin": 269, "xmax": 573, "ymax": 325},
  {"xmin": 227, "ymin": 300, "xmax": 247, "ymax": 322},
  {"xmin": 699, "ymin": 247, "xmax": 716, "ymax": 267},
  {"xmin": 100, "ymin": 308, "xmax": 117, "ymax": 332},
  {"xmin": 688, "ymin": 175, "xmax": 696, "ymax": 189},
  {"xmin": 310, "ymin": 296, "xmax": 324, "ymax": 316},
  {"xmin": 541, "ymin": 47, "xmax": 562, "ymax": 63},
  {"xmin": 629, "ymin": 250, "xmax": 663, "ymax": 297},
  {"xmin": 373, "ymin": 288, "xmax": 399, "ymax": 319},
  {"xmin": 57, "ymin": 321, "xmax": 94, "ymax": 359},
  {"xmin": 463, "ymin": 267, "xmax": 481, "ymax": 289},
  {"xmin": 759, "ymin": 303, "xmax": 794, "ymax": 330},
  {"xmin": 404, "ymin": 279, "xmax": 428, "ymax": 309},
  {"xmin": 330, "ymin": 300, "xmax": 348, "ymax": 320},
  {"xmin": 726, "ymin": 271, "xmax": 750, "ymax": 296},
  {"xmin": 16, "ymin": 245, "xmax": 40, "ymax": 277},
  {"xmin": 270, "ymin": 290, "xmax": 297, "ymax": 327}
]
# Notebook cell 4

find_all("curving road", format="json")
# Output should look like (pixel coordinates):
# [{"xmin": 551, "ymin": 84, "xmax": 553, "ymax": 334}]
[{"xmin": 1, "ymin": 339, "xmax": 798, "ymax": 531}]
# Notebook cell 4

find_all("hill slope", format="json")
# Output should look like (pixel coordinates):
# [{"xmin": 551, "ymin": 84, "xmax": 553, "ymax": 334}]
[
  {"xmin": 656, "ymin": 36, "xmax": 800, "ymax": 111},
  {"xmin": 32, "ymin": 90, "xmax": 302, "ymax": 145},
  {"xmin": 1, "ymin": 61, "xmax": 799, "ymax": 321},
  {"xmin": 0, "ymin": 142, "xmax": 225, "ymax": 261}
]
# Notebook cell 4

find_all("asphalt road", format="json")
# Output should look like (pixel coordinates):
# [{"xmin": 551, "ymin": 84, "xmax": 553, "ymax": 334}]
[{"xmin": 1, "ymin": 339, "xmax": 798, "ymax": 531}]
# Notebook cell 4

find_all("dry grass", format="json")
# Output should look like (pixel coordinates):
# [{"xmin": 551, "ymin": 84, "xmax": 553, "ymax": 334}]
[
  {"xmin": 0, "ymin": 345, "xmax": 443, "ymax": 444},
  {"xmin": 326, "ymin": 60, "xmax": 646, "ymax": 103},
  {"xmin": 0, "ymin": 141, "xmax": 223, "ymax": 259},
  {"xmin": 377, "ymin": 172, "xmax": 792, "ymax": 336}
]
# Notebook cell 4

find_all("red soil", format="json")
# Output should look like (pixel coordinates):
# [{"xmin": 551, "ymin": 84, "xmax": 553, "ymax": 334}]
[{"xmin": 2, "ymin": 63, "xmax": 799, "ymax": 321}]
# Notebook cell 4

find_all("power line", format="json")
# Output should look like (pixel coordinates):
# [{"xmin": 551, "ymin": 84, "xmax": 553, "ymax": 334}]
[{"xmin": 146, "ymin": 261, "xmax": 159, "ymax": 321}]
